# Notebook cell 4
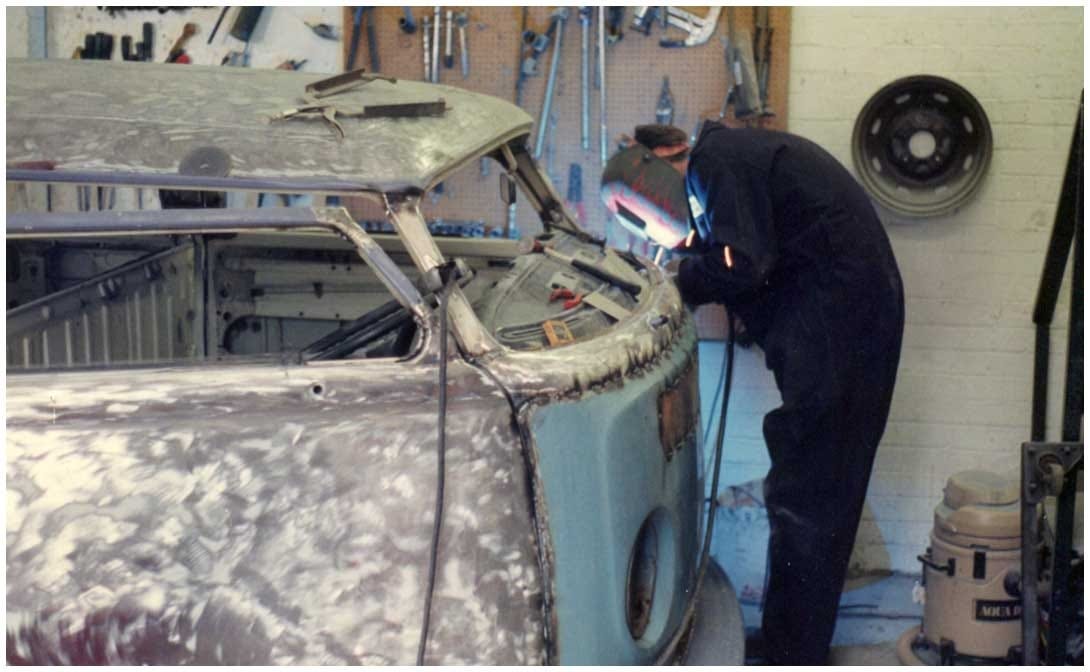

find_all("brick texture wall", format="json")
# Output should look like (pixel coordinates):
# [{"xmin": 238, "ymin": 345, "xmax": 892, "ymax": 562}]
[{"xmin": 705, "ymin": 6, "xmax": 1083, "ymax": 579}]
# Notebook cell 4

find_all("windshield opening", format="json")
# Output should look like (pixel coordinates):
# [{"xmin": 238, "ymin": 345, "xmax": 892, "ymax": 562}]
[{"xmin": 6, "ymin": 183, "xmax": 424, "ymax": 372}]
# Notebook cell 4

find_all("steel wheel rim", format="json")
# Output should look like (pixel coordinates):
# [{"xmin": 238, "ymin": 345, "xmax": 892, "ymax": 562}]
[{"xmin": 852, "ymin": 75, "xmax": 993, "ymax": 218}]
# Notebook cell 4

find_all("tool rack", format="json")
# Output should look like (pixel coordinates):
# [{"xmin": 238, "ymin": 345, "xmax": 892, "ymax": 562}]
[{"xmin": 341, "ymin": 7, "xmax": 792, "ymax": 247}]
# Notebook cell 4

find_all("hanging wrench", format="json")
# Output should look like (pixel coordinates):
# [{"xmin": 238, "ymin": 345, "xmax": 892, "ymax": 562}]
[
  {"xmin": 579, "ymin": 7, "xmax": 592, "ymax": 151},
  {"xmin": 422, "ymin": 15, "xmax": 431, "ymax": 80},
  {"xmin": 546, "ymin": 113, "xmax": 559, "ymax": 185},
  {"xmin": 598, "ymin": 6, "xmax": 608, "ymax": 163},
  {"xmin": 534, "ymin": 7, "xmax": 569, "ymax": 160},
  {"xmin": 362, "ymin": 7, "xmax": 379, "ymax": 73},
  {"xmin": 444, "ymin": 9, "xmax": 454, "ymax": 69},
  {"xmin": 655, "ymin": 76, "xmax": 674, "ymax": 124},
  {"xmin": 454, "ymin": 11, "xmax": 469, "ymax": 78},
  {"xmin": 399, "ymin": 7, "xmax": 416, "ymax": 34},
  {"xmin": 432, "ymin": 7, "xmax": 441, "ymax": 82}
]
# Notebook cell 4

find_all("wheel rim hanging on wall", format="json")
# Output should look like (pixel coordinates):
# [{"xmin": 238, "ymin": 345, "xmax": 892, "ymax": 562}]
[{"xmin": 851, "ymin": 75, "xmax": 993, "ymax": 218}]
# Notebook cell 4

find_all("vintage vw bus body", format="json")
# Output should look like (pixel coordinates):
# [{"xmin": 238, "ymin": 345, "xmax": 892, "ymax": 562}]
[{"xmin": 5, "ymin": 59, "xmax": 743, "ymax": 665}]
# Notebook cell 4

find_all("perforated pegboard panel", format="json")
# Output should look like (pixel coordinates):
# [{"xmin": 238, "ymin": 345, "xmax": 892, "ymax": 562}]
[{"xmin": 343, "ymin": 6, "xmax": 791, "ymax": 246}]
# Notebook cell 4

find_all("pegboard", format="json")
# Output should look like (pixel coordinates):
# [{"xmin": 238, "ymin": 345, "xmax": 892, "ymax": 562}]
[{"xmin": 342, "ymin": 6, "xmax": 791, "ymax": 245}]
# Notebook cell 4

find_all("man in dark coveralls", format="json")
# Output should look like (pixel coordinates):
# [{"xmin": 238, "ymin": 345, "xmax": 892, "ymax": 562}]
[{"xmin": 610, "ymin": 122, "xmax": 905, "ymax": 665}]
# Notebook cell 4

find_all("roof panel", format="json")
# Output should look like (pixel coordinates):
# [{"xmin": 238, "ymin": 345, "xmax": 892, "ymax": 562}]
[{"xmin": 6, "ymin": 59, "xmax": 532, "ymax": 192}]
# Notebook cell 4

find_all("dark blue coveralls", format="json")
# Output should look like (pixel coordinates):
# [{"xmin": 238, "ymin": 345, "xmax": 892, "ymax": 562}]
[{"xmin": 677, "ymin": 122, "xmax": 905, "ymax": 665}]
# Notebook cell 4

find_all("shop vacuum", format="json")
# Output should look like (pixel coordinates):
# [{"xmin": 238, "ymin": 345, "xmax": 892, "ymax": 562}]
[{"xmin": 898, "ymin": 471, "xmax": 1026, "ymax": 665}]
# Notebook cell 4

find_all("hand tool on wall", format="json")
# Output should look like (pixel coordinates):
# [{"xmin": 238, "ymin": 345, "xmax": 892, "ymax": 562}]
[
  {"xmin": 454, "ymin": 11, "xmax": 469, "ymax": 79},
  {"xmin": 519, "ymin": 30, "xmax": 550, "ymax": 95},
  {"xmin": 579, "ymin": 7, "xmax": 592, "ymax": 151},
  {"xmin": 208, "ymin": 6, "xmax": 229, "ymax": 43},
  {"xmin": 598, "ymin": 6, "xmax": 608, "ymax": 164},
  {"xmin": 166, "ymin": 22, "xmax": 198, "ymax": 63},
  {"xmin": 659, "ymin": 6, "xmax": 720, "ymax": 48},
  {"xmin": 533, "ymin": 8, "xmax": 568, "ymax": 161},
  {"xmin": 229, "ymin": 7, "xmax": 264, "ymax": 42},
  {"xmin": 631, "ymin": 7, "xmax": 657, "ymax": 35},
  {"xmin": 566, "ymin": 163, "xmax": 585, "ymax": 225},
  {"xmin": 400, "ymin": 7, "xmax": 417, "ymax": 34},
  {"xmin": 592, "ymin": 7, "xmax": 624, "ymax": 93},
  {"xmin": 306, "ymin": 22, "xmax": 339, "ymax": 41},
  {"xmin": 221, "ymin": 46, "xmax": 250, "ymax": 67},
  {"xmin": 606, "ymin": 7, "xmax": 625, "ymax": 44},
  {"xmin": 139, "ymin": 22, "xmax": 153, "ymax": 61},
  {"xmin": 722, "ymin": 8, "xmax": 759, "ymax": 120},
  {"xmin": 656, "ymin": 76, "xmax": 674, "ymax": 124},
  {"xmin": 363, "ymin": 7, "xmax": 379, "ymax": 72},
  {"xmin": 431, "ymin": 7, "xmax": 441, "ymax": 82},
  {"xmin": 753, "ymin": 6, "xmax": 774, "ymax": 116},
  {"xmin": 514, "ymin": 6, "xmax": 529, "ymax": 106},
  {"xmin": 444, "ymin": 9, "xmax": 454, "ymax": 69},
  {"xmin": 99, "ymin": 6, "xmax": 189, "ymax": 17},
  {"xmin": 422, "ymin": 15, "xmax": 432, "ymax": 80},
  {"xmin": 83, "ymin": 32, "xmax": 114, "ymax": 60},
  {"xmin": 347, "ymin": 7, "xmax": 364, "ymax": 71}
]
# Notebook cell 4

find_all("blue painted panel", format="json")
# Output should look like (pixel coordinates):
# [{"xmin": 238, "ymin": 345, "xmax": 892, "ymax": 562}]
[{"xmin": 530, "ymin": 331, "xmax": 702, "ymax": 664}]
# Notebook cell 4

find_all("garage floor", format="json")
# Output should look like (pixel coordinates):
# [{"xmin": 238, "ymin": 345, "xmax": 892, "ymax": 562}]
[{"xmin": 740, "ymin": 572, "xmax": 920, "ymax": 666}]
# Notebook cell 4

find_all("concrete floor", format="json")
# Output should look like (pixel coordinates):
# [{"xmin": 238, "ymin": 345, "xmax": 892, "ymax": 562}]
[{"xmin": 740, "ymin": 573, "xmax": 921, "ymax": 666}]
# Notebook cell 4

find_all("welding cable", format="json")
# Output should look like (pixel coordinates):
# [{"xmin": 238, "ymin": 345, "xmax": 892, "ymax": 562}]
[
  {"xmin": 701, "ymin": 341, "xmax": 729, "ymax": 478},
  {"xmin": 416, "ymin": 278, "xmax": 455, "ymax": 666},
  {"xmin": 655, "ymin": 314, "xmax": 736, "ymax": 664}
]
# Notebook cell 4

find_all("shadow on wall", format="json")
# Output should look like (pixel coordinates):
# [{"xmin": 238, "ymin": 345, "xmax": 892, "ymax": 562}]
[{"xmin": 711, "ymin": 479, "xmax": 892, "ymax": 606}]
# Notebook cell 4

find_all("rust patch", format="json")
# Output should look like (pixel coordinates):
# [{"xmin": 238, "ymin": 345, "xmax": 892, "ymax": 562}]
[{"xmin": 657, "ymin": 357, "xmax": 698, "ymax": 462}]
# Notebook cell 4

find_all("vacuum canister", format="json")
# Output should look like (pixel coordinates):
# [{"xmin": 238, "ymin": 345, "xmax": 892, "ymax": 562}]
[{"xmin": 898, "ymin": 470, "xmax": 1024, "ymax": 665}]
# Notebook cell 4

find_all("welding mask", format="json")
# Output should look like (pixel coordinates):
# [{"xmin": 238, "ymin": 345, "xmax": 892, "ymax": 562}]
[{"xmin": 601, "ymin": 143, "xmax": 696, "ymax": 252}]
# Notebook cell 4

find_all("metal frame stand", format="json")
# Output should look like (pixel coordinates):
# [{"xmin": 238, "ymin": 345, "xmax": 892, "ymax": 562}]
[{"xmin": 1022, "ymin": 93, "xmax": 1083, "ymax": 667}]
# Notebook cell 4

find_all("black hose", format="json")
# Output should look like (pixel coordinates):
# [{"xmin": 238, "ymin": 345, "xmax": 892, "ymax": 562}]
[
  {"xmin": 416, "ymin": 282, "xmax": 453, "ymax": 665},
  {"xmin": 701, "ymin": 343, "xmax": 729, "ymax": 477},
  {"xmin": 655, "ymin": 315, "xmax": 736, "ymax": 664}
]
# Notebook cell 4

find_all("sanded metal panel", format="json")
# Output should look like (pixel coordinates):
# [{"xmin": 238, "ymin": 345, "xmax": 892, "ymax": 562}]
[
  {"xmin": 6, "ymin": 244, "xmax": 199, "ymax": 370},
  {"xmin": 6, "ymin": 356, "xmax": 546, "ymax": 664},
  {"xmin": 6, "ymin": 58, "xmax": 532, "ymax": 193}
]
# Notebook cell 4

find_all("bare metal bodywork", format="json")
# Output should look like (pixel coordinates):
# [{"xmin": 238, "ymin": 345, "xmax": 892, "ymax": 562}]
[{"xmin": 6, "ymin": 59, "xmax": 742, "ymax": 665}]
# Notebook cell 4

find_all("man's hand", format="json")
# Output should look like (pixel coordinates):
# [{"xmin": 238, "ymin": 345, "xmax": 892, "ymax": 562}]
[{"xmin": 664, "ymin": 256, "xmax": 683, "ymax": 282}]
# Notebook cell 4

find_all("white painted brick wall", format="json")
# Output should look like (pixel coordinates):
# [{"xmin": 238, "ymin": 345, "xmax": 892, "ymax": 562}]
[{"xmin": 707, "ymin": 6, "xmax": 1082, "ymax": 577}]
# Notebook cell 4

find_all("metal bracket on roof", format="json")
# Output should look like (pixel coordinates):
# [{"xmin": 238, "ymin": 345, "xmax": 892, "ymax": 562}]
[
  {"xmin": 272, "ymin": 103, "xmax": 348, "ymax": 141},
  {"xmin": 272, "ymin": 96, "xmax": 448, "ymax": 141},
  {"xmin": 359, "ymin": 99, "xmax": 447, "ymax": 119},
  {"xmin": 305, "ymin": 68, "xmax": 397, "ymax": 99}
]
